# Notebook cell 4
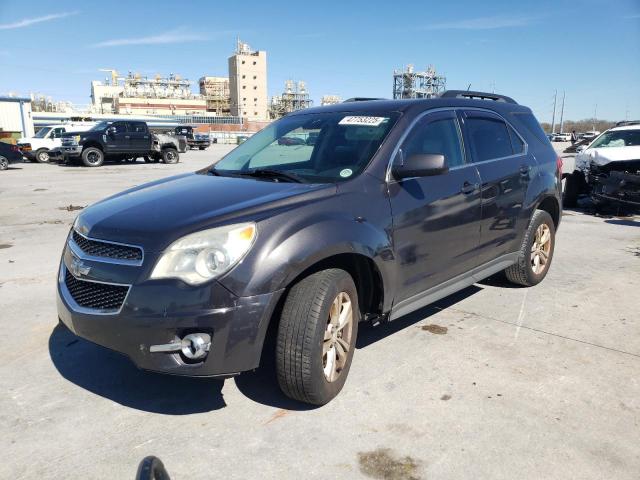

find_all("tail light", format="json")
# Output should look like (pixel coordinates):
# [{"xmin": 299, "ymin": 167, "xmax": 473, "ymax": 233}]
[{"xmin": 556, "ymin": 156, "xmax": 563, "ymax": 176}]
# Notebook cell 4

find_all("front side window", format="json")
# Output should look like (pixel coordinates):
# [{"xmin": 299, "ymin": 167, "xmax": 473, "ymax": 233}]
[
  {"xmin": 400, "ymin": 116, "xmax": 465, "ymax": 168},
  {"xmin": 131, "ymin": 123, "xmax": 146, "ymax": 133},
  {"xmin": 34, "ymin": 127, "xmax": 52, "ymax": 138},
  {"xmin": 590, "ymin": 130, "xmax": 640, "ymax": 148},
  {"xmin": 466, "ymin": 116, "xmax": 513, "ymax": 162},
  {"xmin": 213, "ymin": 111, "xmax": 400, "ymax": 183},
  {"xmin": 113, "ymin": 123, "xmax": 127, "ymax": 134}
]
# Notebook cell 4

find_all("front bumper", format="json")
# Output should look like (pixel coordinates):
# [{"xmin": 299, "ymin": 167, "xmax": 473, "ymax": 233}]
[
  {"xmin": 590, "ymin": 171, "xmax": 640, "ymax": 207},
  {"xmin": 56, "ymin": 238, "xmax": 283, "ymax": 377},
  {"xmin": 49, "ymin": 145, "xmax": 82, "ymax": 161}
]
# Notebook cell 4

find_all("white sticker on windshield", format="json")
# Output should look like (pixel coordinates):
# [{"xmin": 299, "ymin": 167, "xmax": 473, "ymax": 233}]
[
  {"xmin": 339, "ymin": 116, "xmax": 387, "ymax": 126},
  {"xmin": 340, "ymin": 168, "xmax": 353, "ymax": 178}
]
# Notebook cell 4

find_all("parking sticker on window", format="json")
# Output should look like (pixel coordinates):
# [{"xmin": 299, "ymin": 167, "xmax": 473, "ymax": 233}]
[
  {"xmin": 340, "ymin": 168, "xmax": 353, "ymax": 178},
  {"xmin": 339, "ymin": 116, "xmax": 388, "ymax": 127}
]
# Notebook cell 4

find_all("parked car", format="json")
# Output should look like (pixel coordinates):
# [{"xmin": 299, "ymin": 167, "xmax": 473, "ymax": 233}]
[
  {"xmin": 57, "ymin": 90, "xmax": 561, "ymax": 405},
  {"xmin": 17, "ymin": 123, "xmax": 95, "ymax": 163},
  {"xmin": 551, "ymin": 132, "xmax": 571, "ymax": 142},
  {"xmin": 563, "ymin": 125, "xmax": 640, "ymax": 208},
  {"xmin": 50, "ymin": 121, "xmax": 184, "ymax": 167},
  {"xmin": 277, "ymin": 136, "xmax": 306, "ymax": 146},
  {"xmin": 175, "ymin": 126, "xmax": 211, "ymax": 150},
  {"xmin": 0, "ymin": 141, "xmax": 23, "ymax": 170}
]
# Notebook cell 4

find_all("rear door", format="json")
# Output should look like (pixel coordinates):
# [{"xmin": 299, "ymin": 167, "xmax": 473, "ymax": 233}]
[
  {"xmin": 459, "ymin": 110, "xmax": 532, "ymax": 265},
  {"xmin": 388, "ymin": 110, "xmax": 483, "ymax": 304},
  {"xmin": 128, "ymin": 122, "xmax": 151, "ymax": 152}
]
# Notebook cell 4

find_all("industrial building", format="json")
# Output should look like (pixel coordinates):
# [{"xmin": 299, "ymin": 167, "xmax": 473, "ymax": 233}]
[
  {"xmin": 321, "ymin": 95, "xmax": 342, "ymax": 106},
  {"xmin": 392, "ymin": 65, "xmax": 446, "ymax": 99},
  {"xmin": 228, "ymin": 39, "xmax": 269, "ymax": 121},
  {"xmin": 199, "ymin": 76, "xmax": 231, "ymax": 115},
  {"xmin": 269, "ymin": 80, "xmax": 313, "ymax": 119},
  {"xmin": 90, "ymin": 70, "xmax": 206, "ymax": 115}
]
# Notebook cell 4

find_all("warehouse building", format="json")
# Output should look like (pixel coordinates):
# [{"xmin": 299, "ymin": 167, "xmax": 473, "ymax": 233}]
[{"xmin": 0, "ymin": 96, "xmax": 34, "ymax": 141}]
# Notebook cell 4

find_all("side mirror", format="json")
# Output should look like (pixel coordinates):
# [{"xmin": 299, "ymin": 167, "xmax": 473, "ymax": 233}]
[
  {"xmin": 576, "ymin": 145, "xmax": 586, "ymax": 153},
  {"xmin": 106, "ymin": 126, "xmax": 116, "ymax": 136},
  {"xmin": 393, "ymin": 152, "xmax": 448, "ymax": 179}
]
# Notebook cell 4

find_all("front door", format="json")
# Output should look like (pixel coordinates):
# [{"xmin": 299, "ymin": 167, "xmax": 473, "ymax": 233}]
[
  {"xmin": 459, "ymin": 110, "xmax": 532, "ymax": 265},
  {"xmin": 388, "ymin": 110, "xmax": 482, "ymax": 306},
  {"xmin": 104, "ymin": 122, "xmax": 129, "ymax": 153}
]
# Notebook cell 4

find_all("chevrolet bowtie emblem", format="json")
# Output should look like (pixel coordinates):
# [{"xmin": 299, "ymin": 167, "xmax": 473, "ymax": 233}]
[{"xmin": 69, "ymin": 255, "xmax": 91, "ymax": 278}]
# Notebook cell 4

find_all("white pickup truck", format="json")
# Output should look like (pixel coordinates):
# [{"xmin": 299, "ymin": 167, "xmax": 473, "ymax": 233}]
[{"xmin": 17, "ymin": 123, "xmax": 95, "ymax": 163}]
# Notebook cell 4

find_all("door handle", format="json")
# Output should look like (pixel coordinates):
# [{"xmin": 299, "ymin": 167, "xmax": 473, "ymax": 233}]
[{"xmin": 461, "ymin": 181, "xmax": 478, "ymax": 194}]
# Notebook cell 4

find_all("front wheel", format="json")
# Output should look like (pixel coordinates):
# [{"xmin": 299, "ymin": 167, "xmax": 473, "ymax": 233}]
[
  {"xmin": 161, "ymin": 148, "xmax": 179, "ymax": 164},
  {"xmin": 505, "ymin": 209, "xmax": 556, "ymax": 287},
  {"xmin": 563, "ymin": 172, "xmax": 582, "ymax": 208},
  {"xmin": 81, "ymin": 147, "xmax": 104, "ymax": 167},
  {"xmin": 0, "ymin": 156, "xmax": 8, "ymax": 171},
  {"xmin": 276, "ymin": 268, "xmax": 359, "ymax": 405},
  {"xmin": 35, "ymin": 148, "xmax": 50, "ymax": 163}
]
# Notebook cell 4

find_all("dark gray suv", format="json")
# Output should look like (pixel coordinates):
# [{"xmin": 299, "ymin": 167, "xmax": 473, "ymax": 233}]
[{"xmin": 57, "ymin": 91, "xmax": 562, "ymax": 405}]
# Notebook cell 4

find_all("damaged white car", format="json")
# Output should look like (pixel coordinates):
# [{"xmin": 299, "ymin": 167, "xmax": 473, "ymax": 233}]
[{"xmin": 563, "ymin": 123, "xmax": 640, "ymax": 209}]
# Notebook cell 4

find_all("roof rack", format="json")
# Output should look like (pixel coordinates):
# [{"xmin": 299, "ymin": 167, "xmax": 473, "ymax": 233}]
[
  {"xmin": 440, "ymin": 90, "xmax": 517, "ymax": 104},
  {"xmin": 615, "ymin": 120, "xmax": 640, "ymax": 127},
  {"xmin": 342, "ymin": 97, "xmax": 386, "ymax": 102}
]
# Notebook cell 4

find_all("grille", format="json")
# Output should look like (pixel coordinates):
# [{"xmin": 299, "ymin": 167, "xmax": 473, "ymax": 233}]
[
  {"xmin": 72, "ymin": 230, "xmax": 142, "ymax": 262},
  {"xmin": 65, "ymin": 270, "xmax": 129, "ymax": 311}
]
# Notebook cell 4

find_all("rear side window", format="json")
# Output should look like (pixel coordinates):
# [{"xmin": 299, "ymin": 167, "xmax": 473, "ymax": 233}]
[
  {"xmin": 131, "ymin": 123, "xmax": 147, "ymax": 133},
  {"xmin": 512, "ymin": 113, "xmax": 550, "ymax": 145},
  {"xmin": 465, "ymin": 116, "xmax": 513, "ymax": 162},
  {"xmin": 508, "ymin": 125, "xmax": 526, "ymax": 154}
]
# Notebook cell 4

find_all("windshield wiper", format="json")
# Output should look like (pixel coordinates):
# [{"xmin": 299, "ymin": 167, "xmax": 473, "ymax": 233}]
[{"xmin": 235, "ymin": 168, "xmax": 305, "ymax": 183}]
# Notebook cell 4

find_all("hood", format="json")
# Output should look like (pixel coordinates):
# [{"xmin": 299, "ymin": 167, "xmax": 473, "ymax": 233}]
[
  {"xmin": 575, "ymin": 145, "xmax": 640, "ymax": 169},
  {"xmin": 76, "ymin": 172, "xmax": 335, "ymax": 252}
]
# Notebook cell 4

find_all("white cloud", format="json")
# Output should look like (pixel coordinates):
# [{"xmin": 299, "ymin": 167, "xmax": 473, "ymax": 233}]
[
  {"xmin": 90, "ymin": 30, "xmax": 209, "ymax": 48},
  {"xmin": 0, "ymin": 11, "xmax": 79, "ymax": 30},
  {"xmin": 422, "ymin": 15, "xmax": 538, "ymax": 30}
]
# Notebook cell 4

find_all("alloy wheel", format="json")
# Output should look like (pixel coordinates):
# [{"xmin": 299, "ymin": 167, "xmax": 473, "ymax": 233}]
[
  {"xmin": 323, "ymin": 291, "xmax": 353, "ymax": 382},
  {"xmin": 530, "ymin": 224, "xmax": 551, "ymax": 274}
]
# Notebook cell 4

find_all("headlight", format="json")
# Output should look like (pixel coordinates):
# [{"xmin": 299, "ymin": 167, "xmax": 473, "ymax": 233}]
[
  {"xmin": 150, "ymin": 223, "xmax": 256, "ymax": 285},
  {"xmin": 73, "ymin": 135, "xmax": 81, "ymax": 143}
]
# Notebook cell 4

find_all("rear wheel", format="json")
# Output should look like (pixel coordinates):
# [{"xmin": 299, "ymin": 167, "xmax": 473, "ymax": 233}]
[
  {"xmin": 35, "ymin": 148, "xmax": 50, "ymax": 163},
  {"xmin": 505, "ymin": 209, "xmax": 556, "ymax": 287},
  {"xmin": 276, "ymin": 268, "xmax": 359, "ymax": 405},
  {"xmin": 0, "ymin": 156, "xmax": 8, "ymax": 170},
  {"xmin": 81, "ymin": 147, "xmax": 104, "ymax": 167},
  {"xmin": 162, "ymin": 148, "xmax": 179, "ymax": 164}
]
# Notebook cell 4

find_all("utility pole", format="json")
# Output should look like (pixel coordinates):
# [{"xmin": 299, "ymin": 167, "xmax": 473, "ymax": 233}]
[
  {"xmin": 559, "ymin": 91, "xmax": 565, "ymax": 133},
  {"xmin": 551, "ymin": 90, "xmax": 557, "ymax": 134},
  {"xmin": 592, "ymin": 104, "xmax": 597, "ymax": 131}
]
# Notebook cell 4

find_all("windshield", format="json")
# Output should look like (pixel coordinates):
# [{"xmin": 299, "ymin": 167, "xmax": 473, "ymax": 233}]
[
  {"xmin": 213, "ymin": 111, "xmax": 399, "ymax": 183},
  {"xmin": 89, "ymin": 121, "xmax": 111, "ymax": 131},
  {"xmin": 590, "ymin": 130, "xmax": 640, "ymax": 149},
  {"xmin": 34, "ymin": 127, "xmax": 52, "ymax": 138}
]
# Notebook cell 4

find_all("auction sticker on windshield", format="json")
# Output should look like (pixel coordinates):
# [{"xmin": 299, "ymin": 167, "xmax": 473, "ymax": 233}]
[{"xmin": 339, "ymin": 116, "xmax": 388, "ymax": 126}]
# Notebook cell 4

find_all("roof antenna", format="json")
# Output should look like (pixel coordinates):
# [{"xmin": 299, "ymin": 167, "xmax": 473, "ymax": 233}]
[{"xmin": 466, "ymin": 84, "xmax": 471, "ymax": 91}]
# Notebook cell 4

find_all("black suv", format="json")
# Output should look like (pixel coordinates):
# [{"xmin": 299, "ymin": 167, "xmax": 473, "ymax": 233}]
[{"xmin": 57, "ymin": 91, "xmax": 561, "ymax": 405}]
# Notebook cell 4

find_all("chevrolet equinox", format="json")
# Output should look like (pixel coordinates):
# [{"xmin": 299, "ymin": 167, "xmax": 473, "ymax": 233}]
[{"xmin": 57, "ymin": 91, "xmax": 562, "ymax": 405}]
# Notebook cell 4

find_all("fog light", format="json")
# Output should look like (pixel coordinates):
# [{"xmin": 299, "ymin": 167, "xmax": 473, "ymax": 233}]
[{"xmin": 181, "ymin": 333, "xmax": 211, "ymax": 360}]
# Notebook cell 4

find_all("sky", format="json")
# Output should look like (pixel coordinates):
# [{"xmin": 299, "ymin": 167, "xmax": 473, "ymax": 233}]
[{"xmin": 1, "ymin": 0, "xmax": 639, "ymax": 122}]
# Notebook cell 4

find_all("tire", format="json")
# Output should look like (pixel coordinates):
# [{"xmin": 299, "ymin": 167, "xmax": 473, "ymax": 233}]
[
  {"xmin": 162, "ymin": 148, "xmax": 179, "ymax": 164},
  {"xmin": 0, "ymin": 156, "xmax": 8, "ymax": 171},
  {"xmin": 199, "ymin": 147, "xmax": 206, "ymax": 150},
  {"xmin": 276, "ymin": 268, "xmax": 359, "ymax": 405},
  {"xmin": 35, "ymin": 148, "xmax": 50, "ymax": 163},
  {"xmin": 505, "ymin": 209, "xmax": 556, "ymax": 287},
  {"xmin": 563, "ymin": 172, "xmax": 581, "ymax": 208},
  {"xmin": 81, "ymin": 147, "xmax": 104, "ymax": 167}
]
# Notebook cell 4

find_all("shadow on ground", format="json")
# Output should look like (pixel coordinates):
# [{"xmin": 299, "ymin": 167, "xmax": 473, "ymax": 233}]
[
  {"xmin": 49, "ymin": 324, "xmax": 226, "ymax": 414},
  {"xmin": 50, "ymin": 286, "xmax": 482, "ymax": 412}
]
